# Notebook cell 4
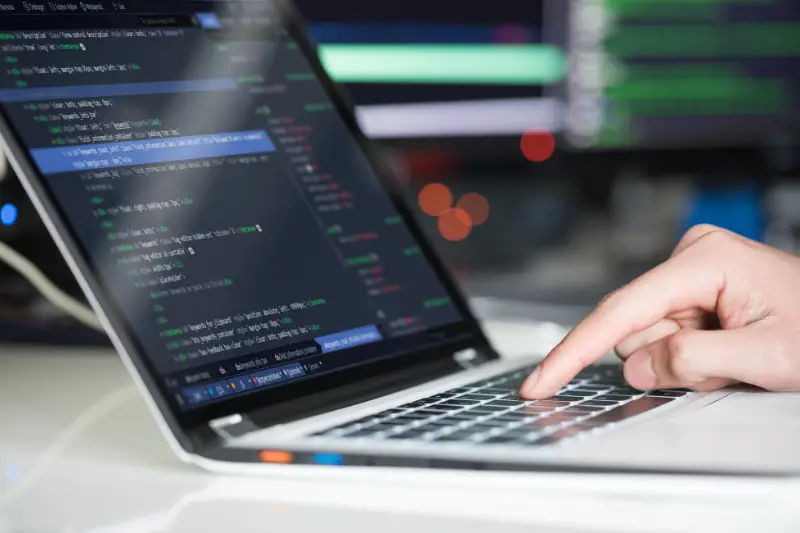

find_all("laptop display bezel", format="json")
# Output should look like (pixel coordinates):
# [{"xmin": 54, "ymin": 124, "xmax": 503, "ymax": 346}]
[{"xmin": 0, "ymin": 0, "xmax": 495, "ymax": 436}]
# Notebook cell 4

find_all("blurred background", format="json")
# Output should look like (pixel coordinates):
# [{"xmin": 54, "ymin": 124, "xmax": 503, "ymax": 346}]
[{"xmin": 0, "ymin": 0, "xmax": 799, "ymax": 343}]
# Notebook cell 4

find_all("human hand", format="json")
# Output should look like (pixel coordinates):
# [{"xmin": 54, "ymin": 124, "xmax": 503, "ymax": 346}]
[{"xmin": 521, "ymin": 224, "xmax": 800, "ymax": 399}]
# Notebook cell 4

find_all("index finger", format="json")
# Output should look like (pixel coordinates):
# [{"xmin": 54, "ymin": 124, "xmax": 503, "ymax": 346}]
[{"xmin": 520, "ymin": 241, "xmax": 726, "ymax": 399}]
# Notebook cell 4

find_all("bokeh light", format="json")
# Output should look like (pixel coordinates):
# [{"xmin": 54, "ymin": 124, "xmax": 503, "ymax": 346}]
[
  {"xmin": 457, "ymin": 193, "xmax": 490, "ymax": 226},
  {"xmin": 438, "ymin": 207, "xmax": 473, "ymax": 242},
  {"xmin": 418, "ymin": 183, "xmax": 453, "ymax": 217},
  {"xmin": 0, "ymin": 203, "xmax": 18, "ymax": 227},
  {"xmin": 520, "ymin": 130, "xmax": 556, "ymax": 162}
]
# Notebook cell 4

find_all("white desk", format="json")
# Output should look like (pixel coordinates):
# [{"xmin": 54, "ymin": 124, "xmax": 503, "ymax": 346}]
[{"xmin": 1, "ymin": 319, "xmax": 799, "ymax": 533}]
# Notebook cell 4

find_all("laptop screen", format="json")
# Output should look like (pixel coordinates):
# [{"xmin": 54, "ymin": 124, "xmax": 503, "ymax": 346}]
[{"xmin": 0, "ymin": 0, "xmax": 472, "ymax": 411}]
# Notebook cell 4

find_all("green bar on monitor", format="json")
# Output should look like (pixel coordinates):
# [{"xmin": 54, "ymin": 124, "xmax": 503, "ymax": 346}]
[{"xmin": 317, "ymin": 44, "xmax": 566, "ymax": 85}]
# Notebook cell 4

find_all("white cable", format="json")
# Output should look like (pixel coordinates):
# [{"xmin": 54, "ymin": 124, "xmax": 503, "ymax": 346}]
[{"xmin": 0, "ymin": 239, "xmax": 104, "ymax": 332}]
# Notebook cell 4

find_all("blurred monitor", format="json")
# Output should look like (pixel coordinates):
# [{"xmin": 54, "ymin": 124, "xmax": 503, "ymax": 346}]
[
  {"xmin": 559, "ymin": 0, "xmax": 800, "ymax": 151},
  {"xmin": 293, "ymin": 0, "xmax": 567, "ymax": 139}
]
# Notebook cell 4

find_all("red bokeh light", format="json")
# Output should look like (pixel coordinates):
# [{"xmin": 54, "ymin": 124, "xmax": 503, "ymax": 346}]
[
  {"xmin": 418, "ymin": 183, "xmax": 453, "ymax": 217},
  {"xmin": 521, "ymin": 130, "xmax": 556, "ymax": 163},
  {"xmin": 457, "ymin": 193, "xmax": 490, "ymax": 226},
  {"xmin": 438, "ymin": 208, "xmax": 473, "ymax": 242}
]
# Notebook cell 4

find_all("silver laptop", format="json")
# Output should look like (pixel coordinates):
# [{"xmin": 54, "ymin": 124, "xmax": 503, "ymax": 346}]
[{"xmin": 2, "ymin": 0, "xmax": 798, "ymax": 477}]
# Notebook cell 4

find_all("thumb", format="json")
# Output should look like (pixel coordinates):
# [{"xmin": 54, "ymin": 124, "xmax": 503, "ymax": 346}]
[{"xmin": 623, "ymin": 324, "xmax": 786, "ymax": 391}]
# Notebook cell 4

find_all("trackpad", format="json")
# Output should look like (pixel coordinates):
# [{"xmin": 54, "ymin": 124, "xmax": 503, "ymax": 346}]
[{"xmin": 677, "ymin": 392, "xmax": 800, "ymax": 424}]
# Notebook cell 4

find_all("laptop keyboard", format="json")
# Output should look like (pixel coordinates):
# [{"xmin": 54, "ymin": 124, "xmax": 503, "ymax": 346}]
[{"xmin": 312, "ymin": 364, "xmax": 690, "ymax": 447}]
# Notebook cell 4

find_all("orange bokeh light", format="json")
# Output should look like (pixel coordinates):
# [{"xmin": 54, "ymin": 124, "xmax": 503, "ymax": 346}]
[
  {"xmin": 259, "ymin": 450, "xmax": 293, "ymax": 464},
  {"xmin": 521, "ymin": 130, "xmax": 556, "ymax": 163},
  {"xmin": 418, "ymin": 183, "xmax": 453, "ymax": 217},
  {"xmin": 457, "ymin": 193, "xmax": 490, "ymax": 226},
  {"xmin": 438, "ymin": 208, "xmax": 473, "ymax": 242}
]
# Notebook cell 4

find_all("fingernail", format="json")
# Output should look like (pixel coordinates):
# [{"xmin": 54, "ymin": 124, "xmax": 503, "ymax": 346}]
[
  {"xmin": 626, "ymin": 349, "xmax": 657, "ymax": 389},
  {"xmin": 521, "ymin": 366, "xmax": 542, "ymax": 398}
]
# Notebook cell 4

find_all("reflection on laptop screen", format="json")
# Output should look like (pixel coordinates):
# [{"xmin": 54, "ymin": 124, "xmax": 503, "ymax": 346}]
[{"xmin": 0, "ymin": 0, "xmax": 466, "ymax": 410}]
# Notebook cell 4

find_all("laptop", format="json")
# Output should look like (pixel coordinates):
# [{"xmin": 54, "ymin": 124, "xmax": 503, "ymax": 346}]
[{"xmin": 1, "ymin": 0, "xmax": 798, "ymax": 477}]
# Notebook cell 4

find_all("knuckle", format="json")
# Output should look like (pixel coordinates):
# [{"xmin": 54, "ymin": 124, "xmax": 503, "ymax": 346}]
[
  {"xmin": 599, "ymin": 286, "xmax": 627, "ymax": 311},
  {"xmin": 684, "ymin": 224, "xmax": 721, "ymax": 241},
  {"xmin": 696, "ymin": 227, "xmax": 735, "ymax": 251}
]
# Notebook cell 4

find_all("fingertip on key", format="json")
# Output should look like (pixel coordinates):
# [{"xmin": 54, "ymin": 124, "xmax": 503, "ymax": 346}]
[{"xmin": 520, "ymin": 366, "xmax": 542, "ymax": 399}]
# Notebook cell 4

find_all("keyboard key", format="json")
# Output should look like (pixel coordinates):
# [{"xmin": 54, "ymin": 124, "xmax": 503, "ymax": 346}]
[
  {"xmin": 370, "ymin": 424, "xmax": 406, "ymax": 433},
  {"xmin": 647, "ymin": 390, "xmax": 688, "ymax": 398},
  {"xmin": 458, "ymin": 394, "xmax": 495, "ymax": 400},
  {"xmin": 549, "ymin": 395, "xmax": 586, "ymax": 402},
  {"xmin": 583, "ymin": 396, "xmax": 674, "ymax": 425},
  {"xmin": 439, "ymin": 399, "xmax": 481, "ymax": 406},
  {"xmin": 594, "ymin": 394, "xmax": 634, "ymax": 402},
  {"xmin": 563, "ymin": 405, "xmax": 604, "ymax": 413},
  {"xmin": 391, "ymin": 412, "xmax": 427, "ymax": 419},
  {"xmin": 414, "ymin": 424, "xmax": 451, "ymax": 433},
  {"xmin": 347, "ymin": 429, "xmax": 381, "ymax": 438},
  {"xmin": 428, "ymin": 394, "xmax": 455, "ymax": 401},
  {"xmin": 499, "ymin": 429, "xmax": 548, "ymax": 442},
  {"xmin": 513, "ymin": 405, "xmax": 556, "ymax": 415},
  {"xmin": 500, "ymin": 411, "xmax": 542, "ymax": 419},
  {"xmin": 376, "ymin": 418, "xmax": 413, "ymax": 426},
  {"xmin": 492, "ymin": 414, "xmax": 531, "ymax": 423},
  {"xmin": 468, "ymin": 405, "xmax": 510, "ymax": 413},
  {"xmin": 473, "ymin": 418, "xmax": 514, "ymax": 428},
  {"xmin": 486, "ymin": 400, "xmax": 526, "ymax": 407},
  {"xmin": 434, "ymin": 434, "xmax": 473, "ymax": 442},
  {"xmin": 471, "ymin": 425, "xmax": 510, "ymax": 436},
  {"xmin": 411, "ymin": 409, "xmax": 448, "ymax": 417},
  {"xmin": 522, "ymin": 436, "xmax": 563, "ymax": 446},
  {"xmin": 532, "ymin": 400, "xmax": 570, "ymax": 408},
  {"xmin": 349, "ymin": 417, "xmax": 382, "ymax": 426},
  {"xmin": 427, "ymin": 420, "xmax": 465, "ymax": 429},
  {"xmin": 332, "ymin": 423, "xmax": 362, "ymax": 432},
  {"xmin": 478, "ymin": 388, "xmax": 518, "ymax": 395},
  {"xmin": 392, "ymin": 412, "xmax": 432, "ymax": 420},
  {"xmin": 442, "ymin": 412, "xmax": 482, "ymax": 420},
  {"xmin": 387, "ymin": 430, "xmax": 431, "ymax": 440},
  {"xmin": 435, "ymin": 430, "xmax": 485, "ymax": 441},
  {"xmin": 561, "ymin": 390, "xmax": 597, "ymax": 397},
  {"xmin": 483, "ymin": 435, "xmax": 525, "ymax": 444},
  {"xmin": 580, "ymin": 400, "xmax": 618, "ymax": 407},
  {"xmin": 400, "ymin": 401, "xmax": 430, "ymax": 409},
  {"xmin": 425, "ymin": 404, "xmax": 462, "ymax": 412}
]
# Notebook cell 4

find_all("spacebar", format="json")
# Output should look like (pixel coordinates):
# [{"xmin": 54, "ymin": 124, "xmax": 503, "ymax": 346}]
[{"xmin": 585, "ymin": 396, "xmax": 675, "ymax": 425}]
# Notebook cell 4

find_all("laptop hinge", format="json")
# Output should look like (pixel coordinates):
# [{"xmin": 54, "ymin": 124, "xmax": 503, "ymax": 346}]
[
  {"xmin": 208, "ymin": 413, "xmax": 260, "ymax": 440},
  {"xmin": 453, "ymin": 348, "xmax": 489, "ymax": 369}
]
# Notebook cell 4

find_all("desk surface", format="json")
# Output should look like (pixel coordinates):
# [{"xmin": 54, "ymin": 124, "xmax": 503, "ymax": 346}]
[{"xmin": 1, "ymin": 318, "xmax": 799, "ymax": 533}]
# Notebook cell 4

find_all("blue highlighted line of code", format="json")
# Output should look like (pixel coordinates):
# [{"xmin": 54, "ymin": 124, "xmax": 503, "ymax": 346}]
[
  {"xmin": 314, "ymin": 325, "xmax": 383, "ymax": 354},
  {"xmin": 0, "ymin": 79, "xmax": 238, "ymax": 103},
  {"xmin": 30, "ymin": 130, "xmax": 276, "ymax": 174}
]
